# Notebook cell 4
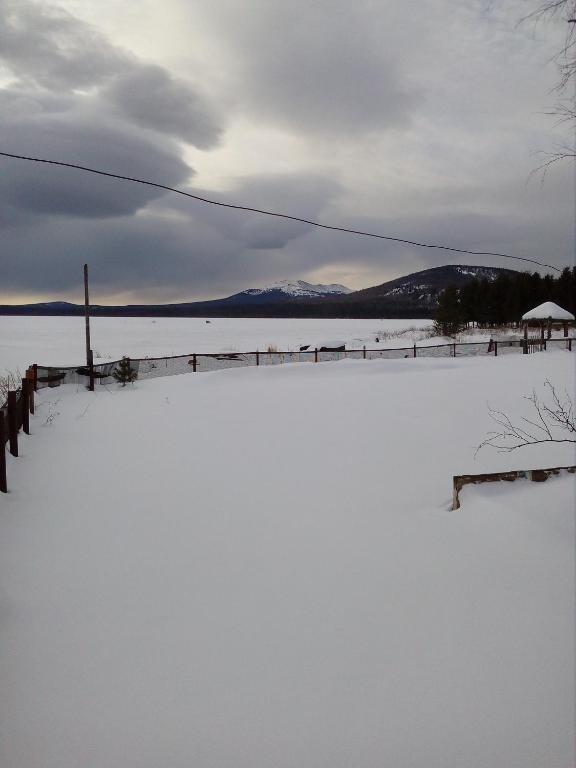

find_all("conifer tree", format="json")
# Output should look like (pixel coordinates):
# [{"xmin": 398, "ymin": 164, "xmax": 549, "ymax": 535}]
[
  {"xmin": 113, "ymin": 357, "xmax": 137, "ymax": 386},
  {"xmin": 434, "ymin": 286, "xmax": 464, "ymax": 336}
]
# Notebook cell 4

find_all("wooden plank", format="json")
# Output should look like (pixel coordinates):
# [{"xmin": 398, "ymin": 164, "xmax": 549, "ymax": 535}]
[
  {"xmin": 0, "ymin": 411, "xmax": 7, "ymax": 492},
  {"xmin": 21, "ymin": 380, "xmax": 29, "ymax": 435},
  {"xmin": 452, "ymin": 465, "xmax": 576, "ymax": 510},
  {"xmin": 7, "ymin": 391, "xmax": 18, "ymax": 458}
]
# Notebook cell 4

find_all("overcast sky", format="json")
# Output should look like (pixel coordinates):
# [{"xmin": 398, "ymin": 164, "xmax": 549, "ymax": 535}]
[{"xmin": 0, "ymin": 0, "xmax": 574, "ymax": 303}]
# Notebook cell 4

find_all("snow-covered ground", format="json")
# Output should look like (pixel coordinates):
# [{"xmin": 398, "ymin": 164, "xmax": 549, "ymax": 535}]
[
  {"xmin": 1, "ymin": 316, "xmax": 434, "ymax": 374},
  {"xmin": 1, "ymin": 347, "xmax": 574, "ymax": 768}
]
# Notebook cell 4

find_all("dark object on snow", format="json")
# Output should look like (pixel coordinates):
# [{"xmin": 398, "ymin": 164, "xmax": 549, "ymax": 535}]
[
  {"xmin": 213, "ymin": 353, "xmax": 241, "ymax": 361},
  {"xmin": 75, "ymin": 367, "xmax": 109, "ymax": 379},
  {"xmin": 36, "ymin": 371, "xmax": 66, "ymax": 386},
  {"xmin": 300, "ymin": 342, "xmax": 345, "ymax": 352}
]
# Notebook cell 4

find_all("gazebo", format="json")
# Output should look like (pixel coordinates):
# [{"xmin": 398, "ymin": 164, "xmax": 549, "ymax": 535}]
[{"xmin": 522, "ymin": 301, "xmax": 575, "ymax": 340}]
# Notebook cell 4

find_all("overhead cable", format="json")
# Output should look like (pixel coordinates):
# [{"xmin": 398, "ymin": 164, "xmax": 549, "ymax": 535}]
[{"xmin": 0, "ymin": 150, "xmax": 562, "ymax": 273}]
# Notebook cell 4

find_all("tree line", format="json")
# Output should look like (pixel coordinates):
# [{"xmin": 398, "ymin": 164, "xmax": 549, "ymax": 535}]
[{"xmin": 435, "ymin": 267, "xmax": 576, "ymax": 335}]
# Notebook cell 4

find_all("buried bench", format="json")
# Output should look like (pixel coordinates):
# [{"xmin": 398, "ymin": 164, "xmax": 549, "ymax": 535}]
[{"xmin": 452, "ymin": 465, "xmax": 576, "ymax": 510}]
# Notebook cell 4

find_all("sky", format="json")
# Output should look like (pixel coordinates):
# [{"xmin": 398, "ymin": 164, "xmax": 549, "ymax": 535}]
[{"xmin": 0, "ymin": 0, "xmax": 574, "ymax": 304}]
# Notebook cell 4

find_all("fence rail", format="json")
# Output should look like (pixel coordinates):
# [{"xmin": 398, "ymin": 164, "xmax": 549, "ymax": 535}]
[{"xmin": 33, "ymin": 336, "xmax": 575, "ymax": 390}]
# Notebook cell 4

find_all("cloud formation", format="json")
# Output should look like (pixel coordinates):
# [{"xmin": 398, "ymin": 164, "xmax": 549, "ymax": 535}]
[
  {"xmin": 104, "ymin": 65, "xmax": 221, "ymax": 148},
  {"xmin": 0, "ymin": 0, "xmax": 573, "ymax": 303}
]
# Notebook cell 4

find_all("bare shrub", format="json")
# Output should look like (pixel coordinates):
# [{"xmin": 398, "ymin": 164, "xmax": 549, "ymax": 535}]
[
  {"xmin": 0, "ymin": 369, "xmax": 22, "ymax": 406},
  {"xmin": 476, "ymin": 380, "xmax": 576, "ymax": 455},
  {"xmin": 374, "ymin": 326, "xmax": 433, "ymax": 343}
]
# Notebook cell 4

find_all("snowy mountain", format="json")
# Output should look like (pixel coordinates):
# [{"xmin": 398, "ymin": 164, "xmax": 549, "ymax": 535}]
[{"xmin": 221, "ymin": 279, "xmax": 352, "ymax": 304}]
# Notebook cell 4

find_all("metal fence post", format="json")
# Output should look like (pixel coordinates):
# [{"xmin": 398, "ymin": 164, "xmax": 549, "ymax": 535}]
[
  {"xmin": 256, "ymin": 350, "xmax": 260, "ymax": 366},
  {"xmin": 7, "ymin": 391, "xmax": 18, "ymax": 457},
  {"xmin": 363, "ymin": 346, "xmax": 366, "ymax": 359},
  {"xmin": 0, "ymin": 411, "xmax": 7, "ymax": 493},
  {"xmin": 21, "ymin": 380, "xmax": 29, "ymax": 435}
]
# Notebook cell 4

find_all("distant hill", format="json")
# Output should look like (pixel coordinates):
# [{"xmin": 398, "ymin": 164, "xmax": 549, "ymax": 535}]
[
  {"xmin": 331, "ymin": 265, "xmax": 517, "ymax": 316},
  {"xmin": 0, "ymin": 265, "xmax": 518, "ymax": 319}
]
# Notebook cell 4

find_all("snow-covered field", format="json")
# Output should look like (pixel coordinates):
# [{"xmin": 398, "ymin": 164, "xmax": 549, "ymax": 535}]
[
  {"xmin": 1, "ymin": 338, "xmax": 574, "ymax": 767},
  {"xmin": 1, "ymin": 316, "xmax": 434, "ymax": 374}
]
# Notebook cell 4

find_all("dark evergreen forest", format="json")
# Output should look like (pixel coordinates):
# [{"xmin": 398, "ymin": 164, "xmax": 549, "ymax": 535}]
[{"xmin": 435, "ymin": 267, "xmax": 576, "ymax": 331}]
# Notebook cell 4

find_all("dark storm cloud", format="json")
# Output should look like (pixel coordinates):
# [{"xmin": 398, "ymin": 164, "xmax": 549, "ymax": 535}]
[
  {"xmin": 0, "ymin": 114, "xmax": 191, "ymax": 218},
  {"xmin": 104, "ymin": 66, "xmax": 221, "ymax": 148}
]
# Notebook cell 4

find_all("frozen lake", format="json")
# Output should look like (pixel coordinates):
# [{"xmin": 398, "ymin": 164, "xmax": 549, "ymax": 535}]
[{"xmin": 0, "ymin": 315, "xmax": 433, "ymax": 374}]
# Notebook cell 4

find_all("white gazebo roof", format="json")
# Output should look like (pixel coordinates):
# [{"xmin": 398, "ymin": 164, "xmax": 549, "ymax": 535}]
[{"xmin": 522, "ymin": 301, "xmax": 575, "ymax": 321}]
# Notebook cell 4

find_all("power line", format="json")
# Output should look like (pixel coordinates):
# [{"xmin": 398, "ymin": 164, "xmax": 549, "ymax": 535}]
[{"xmin": 0, "ymin": 150, "xmax": 562, "ymax": 273}]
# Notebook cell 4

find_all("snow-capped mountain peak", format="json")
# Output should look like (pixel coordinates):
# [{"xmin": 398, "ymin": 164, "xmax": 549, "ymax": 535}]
[{"xmin": 240, "ymin": 279, "xmax": 352, "ymax": 299}]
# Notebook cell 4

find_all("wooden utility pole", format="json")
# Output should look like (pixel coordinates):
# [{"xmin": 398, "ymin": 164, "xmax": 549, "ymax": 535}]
[{"xmin": 83, "ymin": 264, "xmax": 94, "ymax": 391}]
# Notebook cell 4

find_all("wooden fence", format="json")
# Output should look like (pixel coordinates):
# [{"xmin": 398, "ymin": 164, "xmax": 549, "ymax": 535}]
[
  {"xmin": 0, "ymin": 368, "xmax": 36, "ymax": 493},
  {"xmin": 31, "ymin": 336, "xmax": 576, "ymax": 391}
]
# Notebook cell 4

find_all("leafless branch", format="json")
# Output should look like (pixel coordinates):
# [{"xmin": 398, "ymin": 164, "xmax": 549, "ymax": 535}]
[
  {"xmin": 521, "ymin": 1, "xmax": 576, "ymax": 170},
  {"xmin": 476, "ymin": 380, "xmax": 576, "ymax": 454},
  {"xmin": 0, "ymin": 369, "xmax": 23, "ymax": 406}
]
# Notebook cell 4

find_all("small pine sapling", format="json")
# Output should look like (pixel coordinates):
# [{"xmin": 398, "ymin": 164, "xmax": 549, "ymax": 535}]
[{"xmin": 113, "ymin": 357, "xmax": 137, "ymax": 386}]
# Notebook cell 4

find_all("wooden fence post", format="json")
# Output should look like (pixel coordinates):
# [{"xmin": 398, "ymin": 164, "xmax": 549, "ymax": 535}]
[
  {"xmin": 192, "ymin": 353, "xmax": 197, "ymax": 372},
  {"xmin": 88, "ymin": 349, "xmax": 95, "ymax": 391},
  {"xmin": 0, "ymin": 411, "xmax": 7, "ymax": 493},
  {"xmin": 494, "ymin": 341, "xmax": 498, "ymax": 357},
  {"xmin": 7, "ymin": 391, "xmax": 18, "ymax": 457},
  {"xmin": 314, "ymin": 348, "xmax": 318, "ymax": 363},
  {"xmin": 25, "ymin": 368, "xmax": 35, "ymax": 413},
  {"xmin": 256, "ymin": 350, "xmax": 260, "ymax": 366},
  {"xmin": 21, "ymin": 380, "xmax": 29, "ymax": 435},
  {"xmin": 452, "ymin": 343, "xmax": 456, "ymax": 358},
  {"xmin": 32, "ymin": 364, "xmax": 38, "ymax": 392},
  {"xmin": 413, "ymin": 344, "xmax": 417, "ymax": 358},
  {"xmin": 569, "ymin": 339, "xmax": 572, "ymax": 352},
  {"xmin": 363, "ymin": 346, "xmax": 366, "ymax": 360}
]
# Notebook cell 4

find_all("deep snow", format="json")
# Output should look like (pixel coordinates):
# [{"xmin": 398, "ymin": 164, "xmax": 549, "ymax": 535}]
[{"xmin": 0, "ymin": 349, "xmax": 574, "ymax": 768}]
